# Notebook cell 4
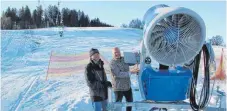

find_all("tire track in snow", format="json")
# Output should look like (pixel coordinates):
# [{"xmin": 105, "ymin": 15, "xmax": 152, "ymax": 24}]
[
  {"xmin": 11, "ymin": 75, "xmax": 40, "ymax": 111},
  {"xmin": 25, "ymin": 81, "xmax": 59, "ymax": 102}
]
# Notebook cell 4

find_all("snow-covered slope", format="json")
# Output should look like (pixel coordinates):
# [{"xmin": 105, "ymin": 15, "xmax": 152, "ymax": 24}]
[
  {"xmin": 1, "ymin": 27, "xmax": 143, "ymax": 111},
  {"xmin": 1, "ymin": 27, "xmax": 226, "ymax": 111}
]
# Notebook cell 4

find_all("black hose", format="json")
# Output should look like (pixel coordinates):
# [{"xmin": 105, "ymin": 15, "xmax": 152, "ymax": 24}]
[{"xmin": 189, "ymin": 45, "xmax": 210, "ymax": 111}]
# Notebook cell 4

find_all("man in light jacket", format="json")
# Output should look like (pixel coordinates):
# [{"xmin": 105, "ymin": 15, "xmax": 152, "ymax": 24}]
[{"xmin": 109, "ymin": 47, "xmax": 139, "ymax": 111}]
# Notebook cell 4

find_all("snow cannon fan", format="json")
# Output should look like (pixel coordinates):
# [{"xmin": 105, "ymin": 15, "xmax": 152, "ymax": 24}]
[
  {"xmin": 138, "ymin": 4, "xmax": 211, "ymax": 110},
  {"xmin": 143, "ymin": 4, "xmax": 205, "ymax": 66}
]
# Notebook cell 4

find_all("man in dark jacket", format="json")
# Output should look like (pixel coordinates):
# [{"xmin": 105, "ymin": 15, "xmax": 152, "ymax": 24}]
[{"xmin": 85, "ymin": 48, "xmax": 112, "ymax": 111}]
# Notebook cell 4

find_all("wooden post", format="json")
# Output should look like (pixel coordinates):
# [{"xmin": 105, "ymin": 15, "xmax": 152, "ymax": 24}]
[{"xmin": 46, "ymin": 51, "xmax": 53, "ymax": 81}]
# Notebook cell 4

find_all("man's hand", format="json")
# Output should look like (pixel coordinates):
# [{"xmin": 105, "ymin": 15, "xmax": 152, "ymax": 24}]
[
  {"xmin": 102, "ymin": 81, "xmax": 112, "ymax": 88},
  {"xmin": 130, "ymin": 66, "xmax": 140, "ymax": 74}
]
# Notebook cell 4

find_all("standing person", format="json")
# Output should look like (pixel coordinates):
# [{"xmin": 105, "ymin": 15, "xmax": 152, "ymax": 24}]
[
  {"xmin": 85, "ymin": 48, "xmax": 112, "ymax": 111},
  {"xmin": 109, "ymin": 47, "xmax": 139, "ymax": 111}
]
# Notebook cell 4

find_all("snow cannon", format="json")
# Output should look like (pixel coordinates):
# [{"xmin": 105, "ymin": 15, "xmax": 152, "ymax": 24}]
[
  {"xmin": 123, "ymin": 4, "xmax": 215, "ymax": 110},
  {"xmin": 142, "ymin": 4, "xmax": 205, "ymax": 66}
]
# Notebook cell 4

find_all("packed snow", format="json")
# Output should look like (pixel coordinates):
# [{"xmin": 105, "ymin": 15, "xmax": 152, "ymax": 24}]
[{"xmin": 1, "ymin": 27, "xmax": 226, "ymax": 111}]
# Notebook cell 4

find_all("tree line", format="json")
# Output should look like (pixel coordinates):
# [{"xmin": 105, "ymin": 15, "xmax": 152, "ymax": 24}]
[
  {"xmin": 209, "ymin": 35, "xmax": 225, "ymax": 46},
  {"xmin": 1, "ymin": 5, "xmax": 113, "ymax": 29},
  {"xmin": 121, "ymin": 18, "xmax": 143, "ymax": 29}
]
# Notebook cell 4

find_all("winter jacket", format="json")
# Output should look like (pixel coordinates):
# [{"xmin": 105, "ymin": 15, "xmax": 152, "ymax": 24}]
[
  {"xmin": 110, "ymin": 57, "xmax": 131, "ymax": 91},
  {"xmin": 85, "ymin": 59, "xmax": 108, "ymax": 102}
]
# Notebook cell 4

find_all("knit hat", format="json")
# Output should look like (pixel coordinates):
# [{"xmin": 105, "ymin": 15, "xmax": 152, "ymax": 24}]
[{"xmin": 89, "ymin": 48, "xmax": 99, "ymax": 57}]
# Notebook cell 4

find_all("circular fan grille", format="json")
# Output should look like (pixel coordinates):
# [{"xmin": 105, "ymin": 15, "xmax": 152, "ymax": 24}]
[{"xmin": 148, "ymin": 14, "xmax": 204, "ymax": 66}]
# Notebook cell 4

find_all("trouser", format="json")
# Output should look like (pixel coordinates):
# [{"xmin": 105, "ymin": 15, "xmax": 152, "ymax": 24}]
[
  {"xmin": 92, "ymin": 100, "xmax": 107, "ymax": 111},
  {"xmin": 114, "ymin": 88, "xmax": 133, "ymax": 111}
]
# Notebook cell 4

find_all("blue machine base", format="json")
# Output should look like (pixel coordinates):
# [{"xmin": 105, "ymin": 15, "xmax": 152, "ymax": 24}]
[{"xmin": 141, "ymin": 67, "xmax": 192, "ymax": 101}]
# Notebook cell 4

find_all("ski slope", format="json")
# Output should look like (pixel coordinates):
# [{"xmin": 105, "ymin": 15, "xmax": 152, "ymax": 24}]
[{"xmin": 1, "ymin": 27, "xmax": 226, "ymax": 111}]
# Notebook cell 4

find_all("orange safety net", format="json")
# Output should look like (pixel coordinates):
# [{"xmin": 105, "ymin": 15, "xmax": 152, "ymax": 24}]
[
  {"xmin": 46, "ymin": 51, "xmax": 110, "ymax": 80},
  {"xmin": 211, "ymin": 48, "xmax": 226, "ymax": 80}
]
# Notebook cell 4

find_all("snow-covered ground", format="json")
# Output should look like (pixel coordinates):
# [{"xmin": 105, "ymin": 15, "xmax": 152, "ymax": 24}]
[{"xmin": 1, "ymin": 27, "xmax": 226, "ymax": 111}]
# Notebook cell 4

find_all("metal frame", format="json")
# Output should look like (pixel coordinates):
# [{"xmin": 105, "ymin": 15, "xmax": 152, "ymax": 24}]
[{"xmin": 107, "ymin": 88, "xmax": 226, "ymax": 111}]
